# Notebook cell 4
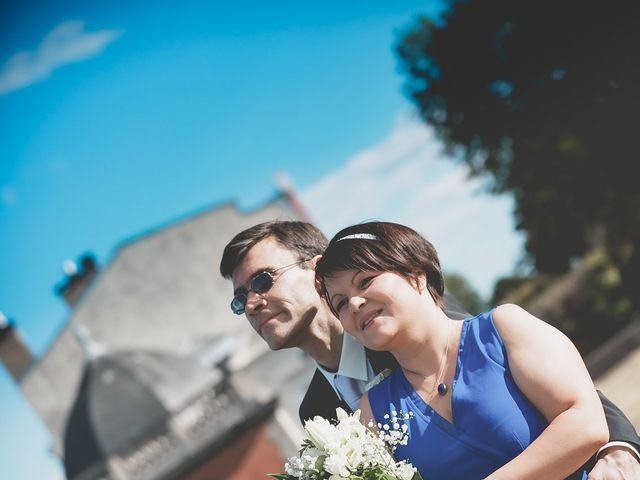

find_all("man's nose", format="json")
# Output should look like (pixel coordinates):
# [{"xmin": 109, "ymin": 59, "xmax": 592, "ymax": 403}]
[{"xmin": 245, "ymin": 290, "xmax": 266, "ymax": 314}]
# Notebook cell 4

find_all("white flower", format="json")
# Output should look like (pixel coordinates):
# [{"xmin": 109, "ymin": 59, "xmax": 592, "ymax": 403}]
[
  {"xmin": 304, "ymin": 415, "xmax": 339, "ymax": 450},
  {"xmin": 343, "ymin": 437, "xmax": 366, "ymax": 469},
  {"xmin": 301, "ymin": 446, "xmax": 322, "ymax": 470},
  {"xmin": 324, "ymin": 452, "xmax": 351, "ymax": 477},
  {"xmin": 393, "ymin": 461, "xmax": 418, "ymax": 480},
  {"xmin": 336, "ymin": 407, "xmax": 354, "ymax": 422},
  {"xmin": 336, "ymin": 409, "xmax": 367, "ymax": 441},
  {"xmin": 284, "ymin": 455, "xmax": 304, "ymax": 477},
  {"xmin": 272, "ymin": 407, "xmax": 420, "ymax": 480}
]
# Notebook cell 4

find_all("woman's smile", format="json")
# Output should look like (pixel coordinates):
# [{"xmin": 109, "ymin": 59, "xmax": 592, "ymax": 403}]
[{"xmin": 361, "ymin": 308, "xmax": 383, "ymax": 331}]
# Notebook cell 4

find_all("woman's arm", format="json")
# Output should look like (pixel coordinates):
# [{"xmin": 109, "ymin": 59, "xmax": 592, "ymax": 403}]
[{"xmin": 485, "ymin": 304, "xmax": 609, "ymax": 480}]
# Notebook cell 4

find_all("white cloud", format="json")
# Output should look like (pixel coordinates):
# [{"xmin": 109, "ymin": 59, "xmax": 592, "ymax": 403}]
[
  {"xmin": 300, "ymin": 113, "xmax": 525, "ymax": 299},
  {"xmin": 0, "ymin": 21, "xmax": 122, "ymax": 95}
]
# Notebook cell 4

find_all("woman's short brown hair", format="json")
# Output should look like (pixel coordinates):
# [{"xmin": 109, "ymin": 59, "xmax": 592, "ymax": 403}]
[{"xmin": 315, "ymin": 221, "xmax": 445, "ymax": 315}]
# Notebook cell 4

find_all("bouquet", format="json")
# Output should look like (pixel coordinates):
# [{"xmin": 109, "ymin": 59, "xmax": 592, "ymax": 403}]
[{"xmin": 269, "ymin": 408, "xmax": 422, "ymax": 480}]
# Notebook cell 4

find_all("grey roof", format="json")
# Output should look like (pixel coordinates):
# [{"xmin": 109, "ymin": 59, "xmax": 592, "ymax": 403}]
[
  {"xmin": 64, "ymin": 352, "xmax": 170, "ymax": 479},
  {"xmin": 63, "ymin": 348, "xmax": 223, "ymax": 479}
]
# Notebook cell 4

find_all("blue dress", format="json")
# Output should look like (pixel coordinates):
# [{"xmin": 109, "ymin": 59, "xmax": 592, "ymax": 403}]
[{"xmin": 368, "ymin": 310, "xmax": 589, "ymax": 480}]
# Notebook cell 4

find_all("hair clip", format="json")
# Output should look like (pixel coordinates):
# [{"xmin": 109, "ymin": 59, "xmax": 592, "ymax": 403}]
[{"xmin": 336, "ymin": 233, "xmax": 379, "ymax": 242}]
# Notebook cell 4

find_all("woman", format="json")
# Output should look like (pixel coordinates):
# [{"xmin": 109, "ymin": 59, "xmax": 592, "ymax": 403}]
[{"xmin": 315, "ymin": 221, "xmax": 608, "ymax": 480}]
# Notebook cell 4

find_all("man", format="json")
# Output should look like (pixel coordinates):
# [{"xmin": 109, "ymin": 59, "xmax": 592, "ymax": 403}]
[{"xmin": 220, "ymin": 220, "xmax": 640, "ymax": 478}]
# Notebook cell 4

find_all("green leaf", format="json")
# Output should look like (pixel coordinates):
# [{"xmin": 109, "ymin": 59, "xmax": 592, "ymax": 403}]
[
  {"xmin": 267, "ymin": 474, "xmax": 293, "ymax": 480},
  {"xmin": 299, "ymin": 438, "xmax": 315, "ymax": 454}
]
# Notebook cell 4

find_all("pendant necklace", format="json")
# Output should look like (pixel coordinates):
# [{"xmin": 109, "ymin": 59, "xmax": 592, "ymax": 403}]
[{"xmin": 404, "ymin": 320, "xmax": 451, "ymax": 397}]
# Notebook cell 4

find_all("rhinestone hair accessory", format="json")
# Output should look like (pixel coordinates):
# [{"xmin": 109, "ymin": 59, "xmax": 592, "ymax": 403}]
[{"xmin": 335, "ymin": 233, "xmax": 379, "ymax": 242}]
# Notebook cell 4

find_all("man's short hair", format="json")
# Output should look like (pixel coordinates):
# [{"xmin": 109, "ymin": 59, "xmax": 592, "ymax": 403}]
[{"xmin": 220, "ymin": 220, "xmax": 329, "ymax": 278}]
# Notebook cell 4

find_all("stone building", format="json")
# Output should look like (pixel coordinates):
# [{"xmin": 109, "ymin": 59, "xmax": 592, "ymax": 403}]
[{"xmin": 0, "ymin": 188, "xmax": 315, "ymax": 479}]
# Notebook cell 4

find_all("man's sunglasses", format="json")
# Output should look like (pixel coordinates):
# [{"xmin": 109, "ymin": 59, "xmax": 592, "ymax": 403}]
[{"xmin": 231, "ymin": 259, "xmax": 310, "ymax": 315}]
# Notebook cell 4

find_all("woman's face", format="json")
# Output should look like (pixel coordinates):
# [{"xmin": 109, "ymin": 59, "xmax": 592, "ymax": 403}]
[{"xmin": 323, "ymin": 269, "xmax": 425, "ymax": 350}]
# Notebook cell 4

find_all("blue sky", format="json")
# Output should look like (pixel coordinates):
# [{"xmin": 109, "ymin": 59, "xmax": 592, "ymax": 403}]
[{"xmin": 0, "ymin": 1, "xmax": 523, "ymax": 478}]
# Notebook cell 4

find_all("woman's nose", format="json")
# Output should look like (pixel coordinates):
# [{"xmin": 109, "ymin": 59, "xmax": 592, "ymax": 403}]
[{"xmin": 349, "ymin": 295, "xmax": 365, "ymax": 313}]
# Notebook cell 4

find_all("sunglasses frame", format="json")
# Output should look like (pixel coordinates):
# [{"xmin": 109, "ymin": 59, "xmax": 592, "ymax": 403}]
[{"xmin": 231, "ymin": 258, "xmax": 310, "ymax": 314}]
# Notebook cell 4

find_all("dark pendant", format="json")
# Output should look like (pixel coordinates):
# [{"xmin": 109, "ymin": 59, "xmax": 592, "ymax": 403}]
[{"xmin": 437, "ymin": 383, "xmax": 448, "ymax": 396}]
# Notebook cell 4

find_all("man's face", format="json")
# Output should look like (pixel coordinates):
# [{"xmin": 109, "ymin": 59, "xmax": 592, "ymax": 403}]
[{"xmin": 230, "ymin": 236, "xmax": 321, "ymax": 350}]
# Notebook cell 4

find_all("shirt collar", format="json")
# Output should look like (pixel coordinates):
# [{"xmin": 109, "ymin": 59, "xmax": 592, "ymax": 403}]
[{"xmin": 316, "ymin": 332, "xmax": 369, "ymax": 383}]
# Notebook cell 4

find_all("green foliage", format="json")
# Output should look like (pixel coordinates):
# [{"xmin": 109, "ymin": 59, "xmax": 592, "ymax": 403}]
[
  {"xmin": 300, "ymin": 439, "xmax": 315, "ymax": 453},
  {"xmin": 489, "ymin": 251, "xmax": 634, "ymax": 355},
  {"xmin": 490, "ymin": 273, "xmax": 559, "ymax": 307},
  {"xmin": 444, "ymin": 271, "xmax": 487, "ymax": 314},
  {"xmin": 562, "ymin": 252, "xmax": 635, "ymax": 354},
  {"xmin": 395, "ymin": 0, "xmax": 640, "ymax": 343},
  {"xmin": 395, "ymin": 0, "xmax": 640, "ymax": 279}
]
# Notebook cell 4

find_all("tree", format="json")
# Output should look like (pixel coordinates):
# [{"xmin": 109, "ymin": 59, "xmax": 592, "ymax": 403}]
[
  {"xmin": 444, "ymin": 271, "xmax": 486, "ymax": 315},
  {"xmin": 395, "ymin": 0, "xmax": 640, "ymax": 298}
]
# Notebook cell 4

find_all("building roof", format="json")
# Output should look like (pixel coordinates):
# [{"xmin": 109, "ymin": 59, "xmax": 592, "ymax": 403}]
[{"xmin": 63, "ymin": 348, "xmax": 223, "ymax": 479}]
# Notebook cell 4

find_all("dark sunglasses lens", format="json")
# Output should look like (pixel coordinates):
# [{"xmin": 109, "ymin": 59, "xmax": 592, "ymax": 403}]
[
  {"xmin": 231, "ymin": 272, "xmax": 275, "ymax": 315},
  {"xmin": 231, "ymin": 294, "xmax": 247, "ymax": 315},
  {"xmin": 251, "ymin": 271, "xmax": 274, "ymax": 294}
]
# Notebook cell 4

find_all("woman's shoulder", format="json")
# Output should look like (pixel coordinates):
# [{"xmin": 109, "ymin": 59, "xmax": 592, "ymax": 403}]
[
  {"xmin": 492, "ymin": 303, "xmax": 526, "ymax": 318},
  {"xmin": 461, "ymin": 305, "xmax": 529, "ymax": 349},
  {"xmin": 489, "ymin": 304, "xmax": 546, "ymax": 345}
]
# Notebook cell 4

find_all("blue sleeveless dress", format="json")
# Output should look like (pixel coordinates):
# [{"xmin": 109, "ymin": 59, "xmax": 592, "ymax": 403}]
[{"xmin": 368, "ymin": 310, "xmax": 589, "ymax": 480}]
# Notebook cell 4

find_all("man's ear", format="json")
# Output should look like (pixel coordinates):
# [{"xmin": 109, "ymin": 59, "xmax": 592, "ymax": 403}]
[
  {"xmin": 309, "ymin": 254, "xmax": 322, "ymax": 270},
  {"xmin": 415, "ymin": 273, "xmax": 428, "ymax": 293}
]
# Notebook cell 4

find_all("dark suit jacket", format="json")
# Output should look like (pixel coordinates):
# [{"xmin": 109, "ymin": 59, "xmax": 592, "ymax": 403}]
[{"xmin": 299, "ymin": 349, "xmax": 398, "ymax": 423}]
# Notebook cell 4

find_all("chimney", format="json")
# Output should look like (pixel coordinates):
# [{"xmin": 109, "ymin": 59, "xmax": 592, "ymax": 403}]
[
  {"xmin": 55, "ymin": 253, "xmax": 100, "ymax": 307},
  {"xmin": 273, "ymin": 171, "xmax": 313, "ymax": 223},
  {"xmin": 0, "ymin": 312, "xmax": 33, "ymax": 382}
]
